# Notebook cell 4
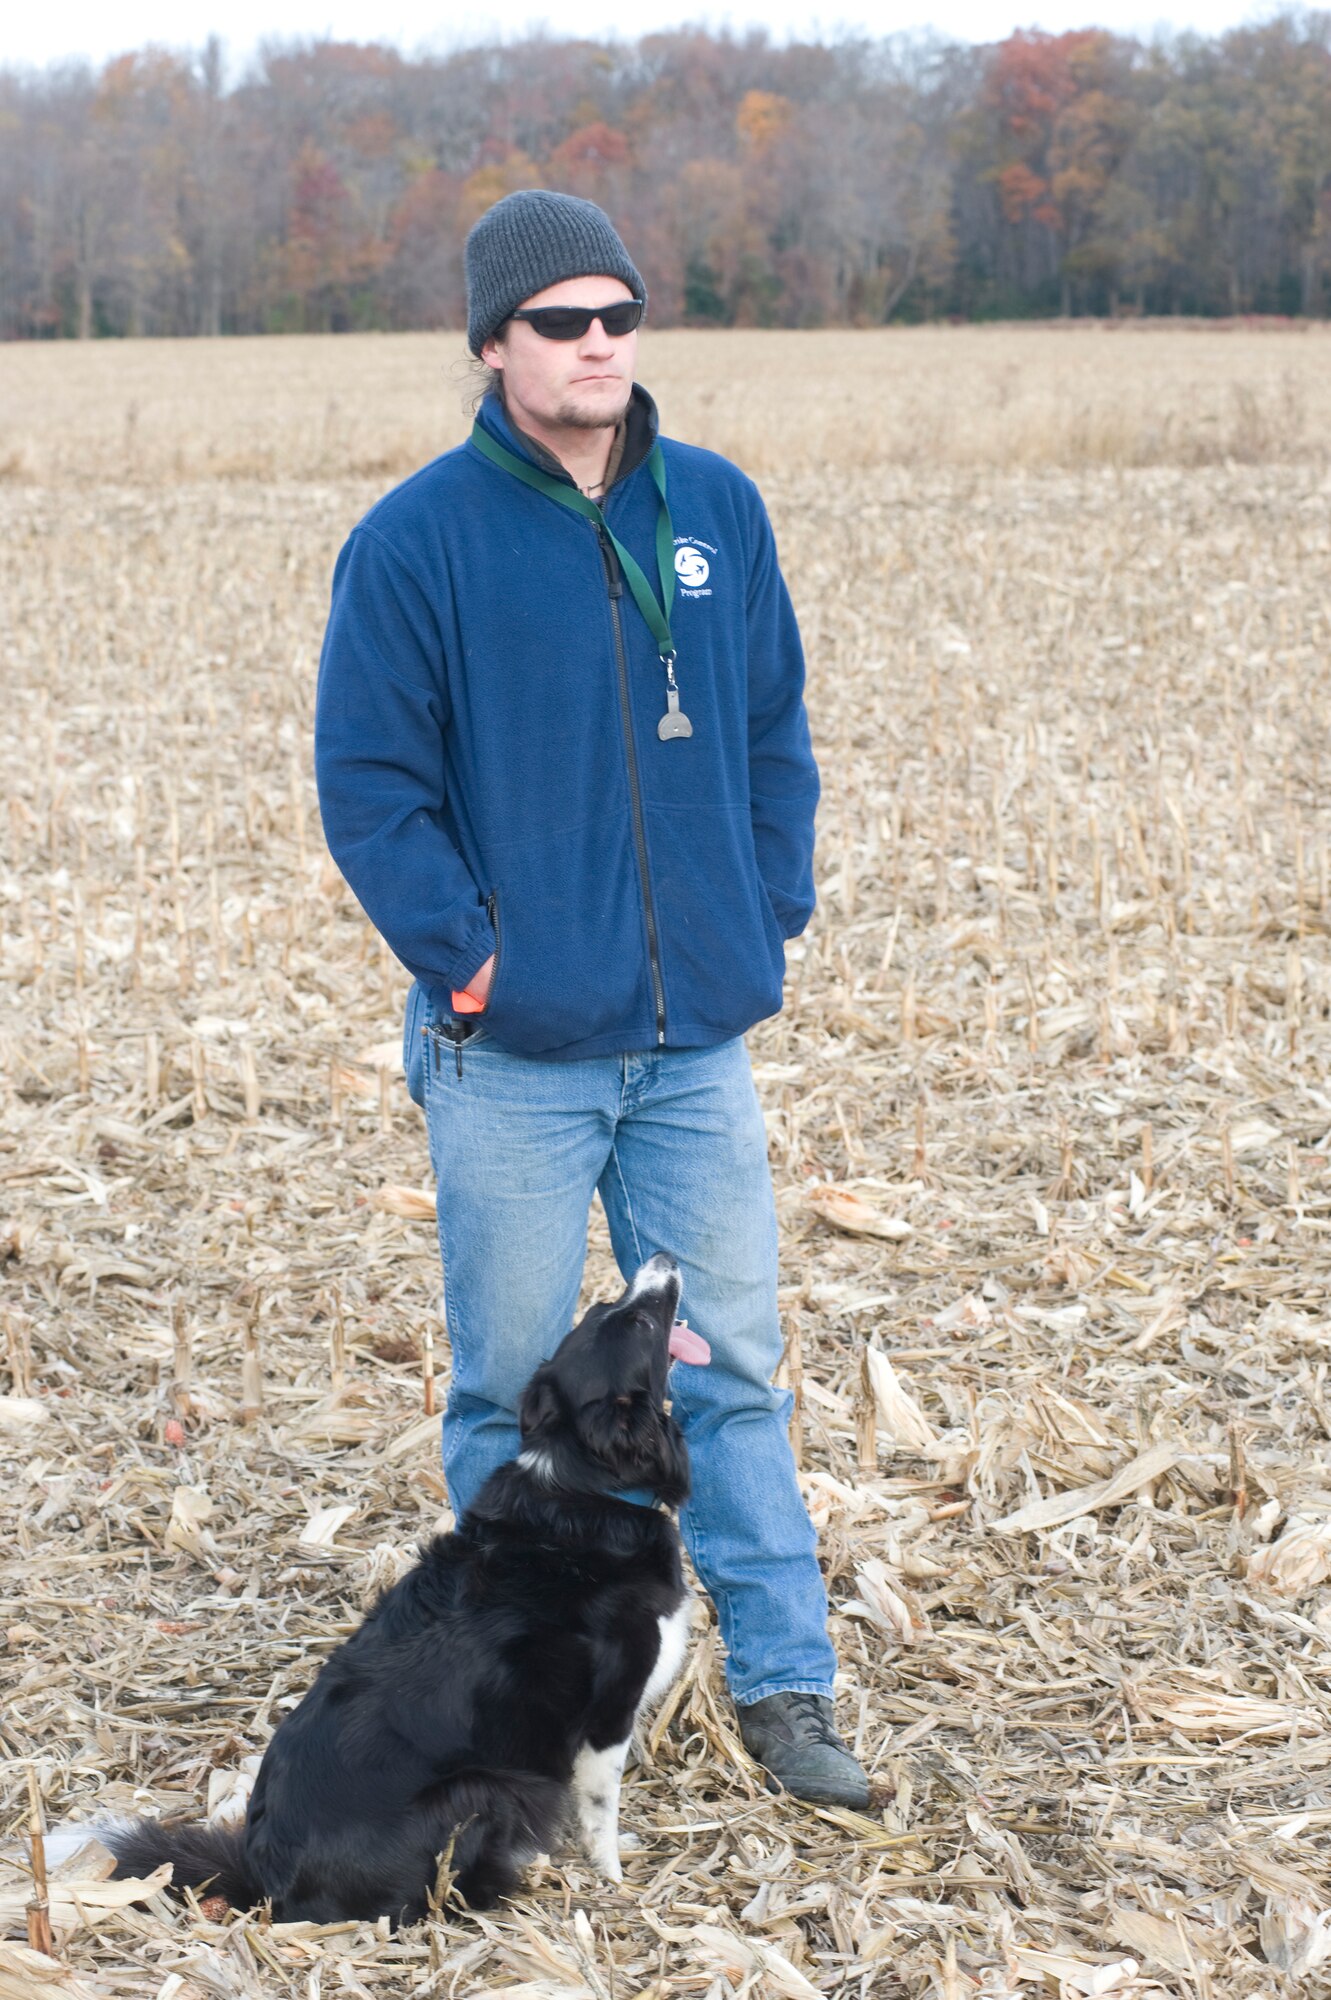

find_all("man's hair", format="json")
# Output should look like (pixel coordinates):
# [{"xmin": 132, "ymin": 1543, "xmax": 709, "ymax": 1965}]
[
  {"xmin": 467, "ymin": 356, "xmax": 500, "ymax": 415},
  {"xmin": 466, "ymin": 322, "xmax": 505, "ymax": 414}
]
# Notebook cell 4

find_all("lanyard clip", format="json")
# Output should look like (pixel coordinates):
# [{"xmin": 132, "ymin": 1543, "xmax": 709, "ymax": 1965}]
[{"xmin": 658, "ymin": 652, "xmax": 693, "ymax": 741}]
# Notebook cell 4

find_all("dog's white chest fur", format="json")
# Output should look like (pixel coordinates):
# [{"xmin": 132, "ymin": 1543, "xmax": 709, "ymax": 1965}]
[
  {"xmin": 640, "ymin": 1596, "xmax": 693, "ymax": 1712},
  {"xmin": 571, "ymin": 1593, "xmax": 693, "ymax": 1883}
]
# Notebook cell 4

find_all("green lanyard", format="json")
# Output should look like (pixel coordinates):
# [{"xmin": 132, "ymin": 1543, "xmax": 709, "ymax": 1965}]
[{"xmin": 470, "ymin": 421, "xmax": 692, "ymax": 740}]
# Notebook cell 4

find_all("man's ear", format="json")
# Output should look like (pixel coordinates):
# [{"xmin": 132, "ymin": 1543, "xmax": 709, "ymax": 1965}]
[{"xmin": 519, "ymin": 1368, "xmax": 562, "ymax": 1441}]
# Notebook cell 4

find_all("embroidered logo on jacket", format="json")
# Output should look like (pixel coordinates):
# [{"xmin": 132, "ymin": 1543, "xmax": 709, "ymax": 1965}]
[{"xmin": 673, "ymin": 538, "xmax": 716, "ymax": 598}]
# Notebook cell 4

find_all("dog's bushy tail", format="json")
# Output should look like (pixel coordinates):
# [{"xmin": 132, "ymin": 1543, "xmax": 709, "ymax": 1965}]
[{"xmin": 106, "ymin": 1817, "xmax": 258, "ymax": 1910}]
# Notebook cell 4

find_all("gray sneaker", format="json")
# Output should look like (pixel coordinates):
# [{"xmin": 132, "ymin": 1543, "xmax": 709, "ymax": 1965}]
[{"xmin": 736, "ymin": 1692, "xmax": 871, "ymax": 1809}]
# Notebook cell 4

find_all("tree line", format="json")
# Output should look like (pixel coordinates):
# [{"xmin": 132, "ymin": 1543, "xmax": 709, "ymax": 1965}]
[{"xmin": 3, "ymin": 15, "xmax": 1330, "ymax": 340}]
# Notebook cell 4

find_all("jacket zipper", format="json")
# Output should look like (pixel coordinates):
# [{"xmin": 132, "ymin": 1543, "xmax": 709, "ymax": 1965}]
[
  {"xmin": 598, "ymin": 527, "xmax": 667, "ymax": 1046},
  {"xmin": 485, "ymin": 889, "xmax": 503, "ymax": 1007}
]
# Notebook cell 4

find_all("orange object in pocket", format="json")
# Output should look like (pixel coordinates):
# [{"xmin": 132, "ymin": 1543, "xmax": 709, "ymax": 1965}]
[{"xmin": 451, "ymin": 988, "xmax": 485, "ymax": 1014}]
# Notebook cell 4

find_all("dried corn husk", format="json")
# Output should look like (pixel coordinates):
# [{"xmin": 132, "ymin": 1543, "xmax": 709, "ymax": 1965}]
[
  {"xmin": 862, "ymin": 1348, "xmax": 938, "ymax": 1452},
  {"xmin": 371, "ymin": 1184, "xmax": 437, "ymax": 1219},
  {"xmin": 991, "ymin": 1441, "xmax": 1184, "ymax": 1534},
  {"xmin": 0, "ymin": 1942, "xmax": 108, "ymax": 1999},
  {"xmin": 296, "ymin": 1504, "xmax": 357, "ymax": 1552},
  {"xmin": 163, "ymin": 1486, "xmax": 218, "ymax": 1563},
  {"xmin": 843, "ymin": 1557, "xmax": 932, "ymax": 1644},
  {"xmin": 1132, "ymin": 1683, "xmax": 1307, "ymax": 1738},
  {"xmin": 805, "ymin": 1185, "xmax": 912, "ymax": 1240},
  {"xmin": 0, "ymin": 1398, "xmax": 48, "ymax": 1430},
  {"xmin": 0, "ymin": 1864, "xmax": 172, "ymax": 1936},
  {"xmin": 1247, "ymin": 1515, "xmax": 1331, "ymax": 1597}
]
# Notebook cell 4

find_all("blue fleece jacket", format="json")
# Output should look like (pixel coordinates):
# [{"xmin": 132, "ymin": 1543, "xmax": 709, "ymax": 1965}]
[{"xmin": 314, "ymin": 388, "xmax": 819, "ymax": 1067}]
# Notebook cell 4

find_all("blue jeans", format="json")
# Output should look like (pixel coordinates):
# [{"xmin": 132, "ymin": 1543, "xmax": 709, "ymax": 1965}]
[{"xmin": 413, "ymin": 1019, "xmax": 837, "ymax": 1707}]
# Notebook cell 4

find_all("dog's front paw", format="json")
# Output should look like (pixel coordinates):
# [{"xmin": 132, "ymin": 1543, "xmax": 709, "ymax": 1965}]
[{"xmin": 592, "ymin": 1848, "xmax": 623, "ymax": 1885}]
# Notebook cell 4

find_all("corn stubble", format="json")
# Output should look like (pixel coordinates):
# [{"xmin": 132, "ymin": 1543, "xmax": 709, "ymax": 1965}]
[{"xmin": 2, "ymin": 326, "xmax": 1331, "ymax": 1995}]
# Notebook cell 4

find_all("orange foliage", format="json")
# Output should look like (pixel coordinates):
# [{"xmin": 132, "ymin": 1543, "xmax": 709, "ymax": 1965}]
[
  {"xmin": 736, "ymin": 89, "xmax": 793, "ymax": 157},
  {"xmin": 460, "ymin": 153, "xmax": 544, "ymax": 228},
  {"xmin": 92, "ymin": 49, "xmax": 192, "ymax": 121},
  {"xmin": 986, "ymin": 29, "xmax": 1109, "ymax": 132},
  {"xmin": 985, "ymin": 31, "xmax": 1125, "ymax": 240},
  {"xmin": 996, "ymin": 161, "xmax": 1049, "ymax": 224}
]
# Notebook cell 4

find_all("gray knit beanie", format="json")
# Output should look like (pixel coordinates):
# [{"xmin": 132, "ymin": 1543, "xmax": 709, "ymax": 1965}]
[{"xmin": 465, "ymin": 190, "xmax": 646, "ymax": 356}]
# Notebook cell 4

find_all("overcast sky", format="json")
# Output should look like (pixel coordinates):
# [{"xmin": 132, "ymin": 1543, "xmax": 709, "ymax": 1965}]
[{"xmin": 3, "ymin": 0, "xmax": 1285, "ymax": 73}]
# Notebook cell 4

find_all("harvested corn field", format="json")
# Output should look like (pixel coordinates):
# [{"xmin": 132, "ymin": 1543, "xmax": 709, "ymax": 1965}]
[{"xmin": 3, "ymin": 325, "xmax": 1331, "ymax": 1998}]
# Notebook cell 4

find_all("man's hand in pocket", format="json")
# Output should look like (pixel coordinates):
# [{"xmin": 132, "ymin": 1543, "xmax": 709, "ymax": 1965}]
[{"xmin": 452, "ymin": 953, "xmax": 495, "ymax": 1015}]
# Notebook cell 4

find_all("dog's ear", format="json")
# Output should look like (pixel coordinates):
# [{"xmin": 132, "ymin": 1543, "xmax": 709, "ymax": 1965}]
[{"xmin": 519, "ymin": 1368, "xmax": 563, "ymax": 1441}]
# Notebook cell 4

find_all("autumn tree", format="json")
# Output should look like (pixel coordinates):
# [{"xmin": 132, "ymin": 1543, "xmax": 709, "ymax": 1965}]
[{"xmin": 3, "ymin": 19, "xmax": 1331, "ymax": 338}]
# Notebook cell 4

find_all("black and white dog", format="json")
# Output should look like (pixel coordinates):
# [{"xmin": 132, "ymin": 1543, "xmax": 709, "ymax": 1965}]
[{"xmin": 90, "ymin": 1253, "xmax": 709, "ymax": 1925}]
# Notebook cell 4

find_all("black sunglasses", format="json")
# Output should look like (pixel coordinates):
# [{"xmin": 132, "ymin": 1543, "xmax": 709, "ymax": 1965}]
[{"xmin": 509, "ymin": 299, "xmax": 645, "ymax": 341}]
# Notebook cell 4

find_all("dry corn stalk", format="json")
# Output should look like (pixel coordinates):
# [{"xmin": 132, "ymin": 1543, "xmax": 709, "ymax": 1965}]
[
  {"xmin": 24, "ymin": 1767, "xmax": 50, "ymax": 1958},
  {"xmin": 421, "ymin": 1319, "xmax": 436, "ymax": 1417},
  {"xmin": 240, "ymin": 1309, "xmax": 264, "ymax": 1422},
  {"xmin": 855, "ymin": 1345, "xmax": 878, "ymax": 1471},
  {"xmin": 169, "ymin": 1299, "xmax": 194, "ymax": 1425}
]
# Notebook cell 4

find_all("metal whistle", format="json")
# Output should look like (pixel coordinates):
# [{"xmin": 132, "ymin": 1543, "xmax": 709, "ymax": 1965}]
[{"xmin": 658, "ymin": 654, "xmax": 693, "ymax": 741}]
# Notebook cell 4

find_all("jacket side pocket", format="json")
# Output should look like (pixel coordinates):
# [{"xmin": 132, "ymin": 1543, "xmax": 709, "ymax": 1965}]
[{"xmin": 402, "ymin": 979, "xmax": 429, "ymax": 1108}]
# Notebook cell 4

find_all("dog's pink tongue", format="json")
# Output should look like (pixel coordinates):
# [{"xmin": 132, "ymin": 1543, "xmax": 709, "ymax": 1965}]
[{"xmin": 669, "ymin": 1319, "xmax": 711, "ymax": 1365}]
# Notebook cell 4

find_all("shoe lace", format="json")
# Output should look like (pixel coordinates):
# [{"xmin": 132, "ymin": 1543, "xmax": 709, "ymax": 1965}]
[{"xmin": 780, "ymin": 1693, "xmax": 840, "ymax": 1747}]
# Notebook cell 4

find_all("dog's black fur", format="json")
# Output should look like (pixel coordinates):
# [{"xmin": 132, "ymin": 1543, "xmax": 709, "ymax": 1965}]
[{"xmin": 105, "ymin": 1255, "xmax": 691, "ymax": 1925}]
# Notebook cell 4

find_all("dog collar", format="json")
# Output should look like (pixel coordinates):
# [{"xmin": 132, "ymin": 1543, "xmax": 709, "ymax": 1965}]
[{"xmin": 605, "ymin": 1484, "xmax": 664, "ymax": 1511}]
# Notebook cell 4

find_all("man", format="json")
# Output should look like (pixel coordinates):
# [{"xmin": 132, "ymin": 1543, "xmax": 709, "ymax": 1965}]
[{"xmin": 314, "ymin": 190, "xmax": 869, "ymax": 1809}]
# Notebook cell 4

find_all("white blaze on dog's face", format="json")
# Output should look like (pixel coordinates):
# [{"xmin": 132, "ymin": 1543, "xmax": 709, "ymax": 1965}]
[{"xmin": 624, "ymin": 1250, "xmax": 682, "ymax": 1310}]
